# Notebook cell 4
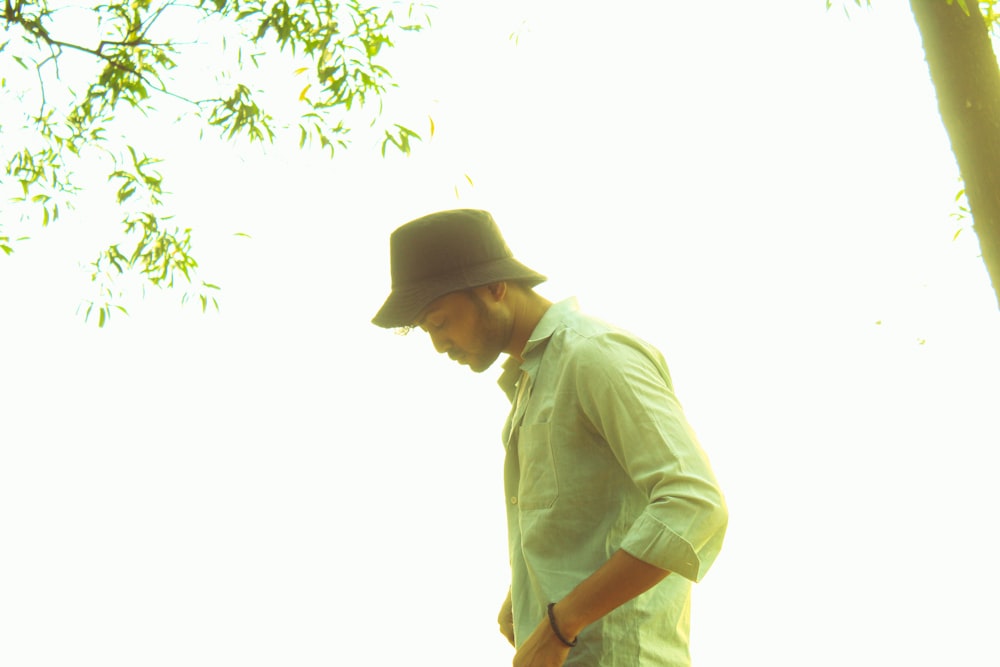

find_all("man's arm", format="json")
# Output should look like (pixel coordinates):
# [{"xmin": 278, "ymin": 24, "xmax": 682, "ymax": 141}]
[{"xmin": 513, "ymin": 550, "xmax": 670, "ymax": 667}]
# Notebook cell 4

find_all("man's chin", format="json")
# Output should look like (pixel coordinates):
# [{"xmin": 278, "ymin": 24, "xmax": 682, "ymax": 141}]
[{"xmin": 466, "ymin": 354, "xmax": 499, "ymax": 373}]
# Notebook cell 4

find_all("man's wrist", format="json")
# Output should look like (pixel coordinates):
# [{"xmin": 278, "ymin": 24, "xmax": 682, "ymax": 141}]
[{"xmin": 551, "ymin": 600, "xmax": 591, "ymax": 644}]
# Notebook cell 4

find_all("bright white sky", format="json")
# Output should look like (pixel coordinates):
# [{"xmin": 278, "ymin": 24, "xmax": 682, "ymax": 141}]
[{"xmin": 3, "ymin": 1, "xmax": 1000, "ymax": 665}]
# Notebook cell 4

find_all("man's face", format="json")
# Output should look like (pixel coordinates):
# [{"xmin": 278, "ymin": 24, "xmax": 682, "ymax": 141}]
[{"xmin": 416, "ymin": 287, "xmax": 512, "ymax": 373}]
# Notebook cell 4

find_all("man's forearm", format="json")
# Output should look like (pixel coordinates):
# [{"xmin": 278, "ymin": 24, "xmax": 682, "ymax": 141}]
[{"xmin": 552, "ymin": 549, "xmax": 671, "ymax": 640}]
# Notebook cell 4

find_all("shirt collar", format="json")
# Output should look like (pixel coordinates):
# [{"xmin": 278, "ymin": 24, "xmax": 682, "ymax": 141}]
[
  {"xmin": 497, "ymin": 297, "xmax": 579, "ymax": 400},
  {"xmin": 522, "ymin": 297, "xmax": 579, "ymax": 358}
]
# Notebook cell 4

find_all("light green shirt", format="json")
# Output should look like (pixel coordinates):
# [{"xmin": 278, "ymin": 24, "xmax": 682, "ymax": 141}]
[{"xmin": 499, "ymin": 299, "xmax": 727, "ymax": 666}]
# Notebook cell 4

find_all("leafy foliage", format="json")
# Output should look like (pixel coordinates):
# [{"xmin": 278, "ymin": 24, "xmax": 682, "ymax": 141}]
[
  {"xmin": 828, "ymin": 0, "xmax": 1000, "ymax": 32},
  {"xmin": 825, "ymin": 0, "xmax": 871, "ymax": 13},
  {"xmin": 982, "ymin": 0, "xmax": 1000, "ymax": 32},
  {"xmin": 945, "ymin": 0, "xmax": 1000, "ymax": 25},
  {"xmin": 1, "ymin": 0, "xmax": 430, "ymax": 325}
]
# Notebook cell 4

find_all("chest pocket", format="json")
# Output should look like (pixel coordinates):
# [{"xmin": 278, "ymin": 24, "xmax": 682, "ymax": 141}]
[{"xmin": 516, "ymin": 423, "xmax": 558, "ymax": 510}]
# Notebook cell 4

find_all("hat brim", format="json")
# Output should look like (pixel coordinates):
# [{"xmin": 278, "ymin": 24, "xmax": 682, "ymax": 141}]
[{"xmin": 371, "ymin": 257, "xmax": 546, "ymax": 328}]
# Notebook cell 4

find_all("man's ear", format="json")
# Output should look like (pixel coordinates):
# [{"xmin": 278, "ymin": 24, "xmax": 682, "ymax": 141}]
[{"xmin": 487, "ymin": 281, "xmax": 508, "ymax": 302}]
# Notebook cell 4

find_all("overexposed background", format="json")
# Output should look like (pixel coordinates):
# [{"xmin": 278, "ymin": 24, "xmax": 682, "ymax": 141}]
[{"xmin": 3, "ymin": 1, "xmax": 1000, "ymax": 665}]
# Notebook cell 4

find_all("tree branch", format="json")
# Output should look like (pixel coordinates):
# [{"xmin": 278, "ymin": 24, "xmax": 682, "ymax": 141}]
[{"xmin": 17, "ymin": 15, "xmax": 199, "ymax": 109}]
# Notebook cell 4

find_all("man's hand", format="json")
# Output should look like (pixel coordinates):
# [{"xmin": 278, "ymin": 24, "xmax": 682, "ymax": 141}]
[
  {"xmin": 511, "ymin": 610, "xmax": 572, "ymax": 667},
  {"xmin": 508, "ymin": 550, "xmax": 670, "ymax": 665},
  {"xmin": 498, "ymin": 589, "xmax": 515, "ymax": 647}
]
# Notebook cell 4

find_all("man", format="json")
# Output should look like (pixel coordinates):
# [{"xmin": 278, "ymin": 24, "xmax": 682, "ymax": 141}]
[{"xmin": 372, "ymin": 209, "xmax": 727, "ymax": 666}]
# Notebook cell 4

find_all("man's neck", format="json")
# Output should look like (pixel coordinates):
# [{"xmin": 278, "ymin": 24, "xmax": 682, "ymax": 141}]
[{"xmin": 506, "ymin": 291, "xmax": 552, "ymax": 363}]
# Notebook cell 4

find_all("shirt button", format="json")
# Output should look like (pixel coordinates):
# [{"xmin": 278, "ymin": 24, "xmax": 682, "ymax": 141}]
[{"xmin": 510, "ymin": 496, "xmax": 518, "ymax": 505}]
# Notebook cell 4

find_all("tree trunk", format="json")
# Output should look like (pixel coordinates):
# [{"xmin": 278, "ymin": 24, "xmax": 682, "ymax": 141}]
[{"xmin": 910, "ymin": 0, "xmax": 1000, "ymax": 311}]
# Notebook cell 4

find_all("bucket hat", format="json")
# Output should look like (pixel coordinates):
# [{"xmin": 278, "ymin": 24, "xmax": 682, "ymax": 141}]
[{"xmin": 372, "ymin": 209, "xmax": 546, "ymax": 328}]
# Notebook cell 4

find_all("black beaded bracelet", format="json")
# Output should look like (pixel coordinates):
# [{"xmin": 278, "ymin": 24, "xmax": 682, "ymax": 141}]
[{"xmin": 546, "ymin": 602, "xmax": 578, "ymax": 648}]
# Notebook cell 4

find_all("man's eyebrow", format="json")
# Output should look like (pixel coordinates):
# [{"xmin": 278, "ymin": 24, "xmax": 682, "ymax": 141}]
[{"xmin": 413, "ymin": 307, "xmax": 436, "ymax": 328}]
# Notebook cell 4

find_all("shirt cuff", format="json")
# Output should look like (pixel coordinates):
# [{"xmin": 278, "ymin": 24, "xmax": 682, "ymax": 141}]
[{"xmin": 619, "ymin": 512, "xmax": 712, "ymax": 582}]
